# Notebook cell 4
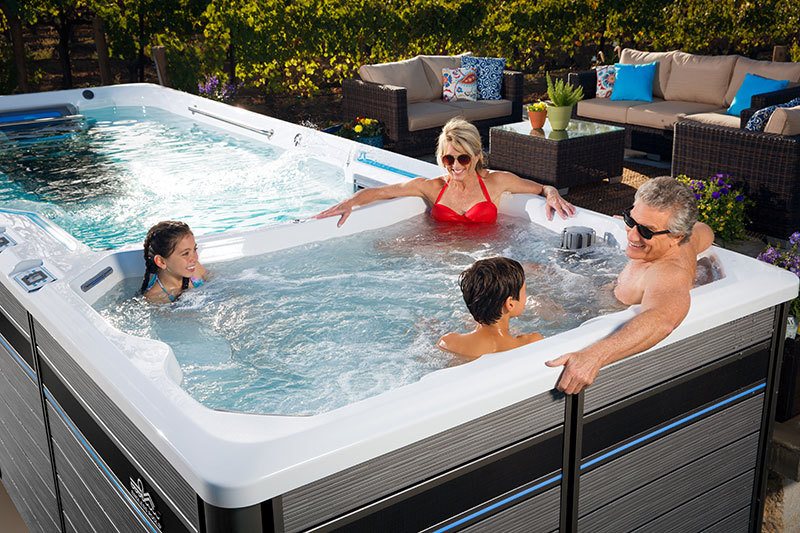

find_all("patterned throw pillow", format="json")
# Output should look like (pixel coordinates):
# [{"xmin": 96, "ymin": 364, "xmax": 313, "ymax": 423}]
[
  {"xmin": 442, "ymin": 67, "xmax": 478, "ymax": 102},
  {"xmin": 595, "ymin": 65, "xmax": 616, "ymax": 98},
  {"xmin": 461, "ymin": 56, "xmax": 506, "ymax": 100},
  {"xmin": 745, "ymin": 97, "xmax": 800, "ymax": 132}
]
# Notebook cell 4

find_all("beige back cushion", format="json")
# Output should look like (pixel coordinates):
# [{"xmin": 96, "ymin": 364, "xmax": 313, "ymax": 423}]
[
  {"xmin": 619, "ymin": 49, "xmax": 674, "ymax": 98},
  {"xmin": 358, "ymin": 57, "xmax": 431, "ymax": 103},
  {"xmin": 419, "ymin": 54, "xmax": 472, "ymax": 101},
  {"xmin": 764, "ymin": 105, "xmax": 800, "ymax": 135},
  {"xmin": 723, "ymin": 57, "xmax": 800, "ymax": 106},
  {"xmin": 664, "ymin": 52, "xmax": 738, "ymax": 106}
]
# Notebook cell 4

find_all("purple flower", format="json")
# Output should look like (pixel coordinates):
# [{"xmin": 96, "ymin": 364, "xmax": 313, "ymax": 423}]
[
  {"xmin": 695, "ymin": 181, "xmax": 705, "ymax": 191},
  {"xmin": 758, "ymin": 247, "xmax": 780, "ymax": 264},
  {"xmin": 694, "ymin": 193, "xmax": 701, "ymax": 200},
  {"xmin": 790, "ymin": 232, "xmax": 800, "ymax": 246},
  {"xmin": 711, "ymin": 191, "xmax": 721, "ymax": 199},
  {"xmin": 720, "ymin": 187, "xmax": 729, "ymax": 195},
  {"xmin": 735, "ymin": 194, "xmax": 744, "ymax": 202},
  {"xmin": 716, "ymin": 177, "xmax": 726, "ymax": 186}
]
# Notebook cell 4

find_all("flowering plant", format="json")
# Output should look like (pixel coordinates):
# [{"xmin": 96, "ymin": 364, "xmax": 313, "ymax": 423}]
[
  {"xmin": 757, "ymin": 232, "xmax": 800, "ymax": 319},
  {"xmin": 198, "ymin": 75, "xmax": 241, "ymax": 103},
  {"xmin": 527, "ymin": 101, "xmax": 547, "ymax": 112},
  {"xmin": 676, "ymin": 173, "xmax": 751, "ymax": 242},
  {"xmin": 336, "ymin": 116, "xmax": 384, "ymax": 140}
]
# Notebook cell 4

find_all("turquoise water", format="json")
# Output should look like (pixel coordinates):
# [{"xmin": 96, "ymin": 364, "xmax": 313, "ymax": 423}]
[
  {"xmin": 94, "ymin": 216, "xmax": 627, "ymax": 416},
  {"xmin": 0, "ymin": 107, "xmax": 351, "ymax": 249}
]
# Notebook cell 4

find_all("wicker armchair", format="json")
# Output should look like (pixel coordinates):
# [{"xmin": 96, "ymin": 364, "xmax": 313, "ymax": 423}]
[
  {"xmin": 342, "ymin": 71, "xmax": 523, "ymax": 156},
  {"xmin": 672, "ymin": 86, "xmax": 800, "ymax": 237}
]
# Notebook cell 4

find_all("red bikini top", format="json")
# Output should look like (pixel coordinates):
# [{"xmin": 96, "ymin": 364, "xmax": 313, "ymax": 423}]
[{"xmin": 430, "ymin": 176, "xmax": 498, "ymax": 224}]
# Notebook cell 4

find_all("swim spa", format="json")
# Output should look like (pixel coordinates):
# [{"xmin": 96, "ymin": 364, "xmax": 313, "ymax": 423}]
[{"xmin": 0, "ymin": 84, "xmax": 797, "ymax": 533}]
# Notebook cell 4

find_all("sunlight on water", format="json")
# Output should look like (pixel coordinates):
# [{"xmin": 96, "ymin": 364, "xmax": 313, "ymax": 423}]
[
  {"xmin": 95, "ymin": 216, "xmax": 628, "ymax": 416},
  {"xmin": 0, "ymin": 107, "xmax": 351, "ymax": 249}
]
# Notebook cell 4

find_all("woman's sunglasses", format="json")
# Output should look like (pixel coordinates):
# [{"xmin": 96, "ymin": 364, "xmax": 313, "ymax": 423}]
[
  {"xmin": 621, "ymin": 207, "xmax": 671, "ymax": 240},
  {"xmin": 442, "ymin": 153, "xmax": 472, "ymax": 167}
]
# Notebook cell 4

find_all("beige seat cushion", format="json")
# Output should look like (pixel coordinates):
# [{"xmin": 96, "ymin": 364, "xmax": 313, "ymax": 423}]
[
  {"xmin": 626, "ymin": 100, "xmax": 720, "ymax": 129},
  {"xmin": 407, "ymin": 101, "xmax": 463, "ymax": 131},
  {"xmin": 445, "ymin": 99, "xmax": 513, "ymax": 122},
  {"xmin": 620, "ymin": 49, "xmax": 674, "ymax": 99},
  {"xmin": 664, "ymin": 52, "xmax": 738, "ymax": 106},
  {"xmin": 359, "ymin": 57, "xmax": 431, "ymax": 103},
  {"xmin": 419, "ymin": 54, "xmax": 472, "ymax": 101},
  {"xmin": 764, "ymin": 105, "xmax": 800, "ymax": 135},
  {"xmin": 723, "ymin": 57, "xmax": 800, "ymax": 106},
  {"xmin": 681, "ymin": 110, "xmax": 741, "ymax": 129},
  {"xmin": 576, "ymin": 97, "xmax": 657, "ymax": 123}
]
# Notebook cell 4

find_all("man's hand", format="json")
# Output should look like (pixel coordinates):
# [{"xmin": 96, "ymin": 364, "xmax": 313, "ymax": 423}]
[{"xmin": 545, "ymin": 350, "xmax": 603, "ymax": 394}]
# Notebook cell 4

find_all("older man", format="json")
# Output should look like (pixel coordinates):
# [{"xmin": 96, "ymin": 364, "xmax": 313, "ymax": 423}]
[{"xmin": 546, "ymin": 176, "xmax": 715, "ymax": 394}]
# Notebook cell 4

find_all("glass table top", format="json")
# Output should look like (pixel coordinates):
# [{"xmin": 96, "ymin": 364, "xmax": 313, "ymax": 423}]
[{"xmin": 493, "ymin": 119, "xmax": 625, "ymax": 141}]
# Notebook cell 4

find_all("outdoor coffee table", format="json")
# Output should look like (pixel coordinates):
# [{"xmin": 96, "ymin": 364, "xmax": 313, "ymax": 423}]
[{"xmin": 488, "ymin": 119, "xmax": 625, "ymax": 194}]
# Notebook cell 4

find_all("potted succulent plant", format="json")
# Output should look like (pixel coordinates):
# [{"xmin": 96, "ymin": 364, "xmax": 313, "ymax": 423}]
[
  {"xmin": 527, "ymin": 101, "xmax": 548, "ymax": 129},
  {"xmin": 545, "ymin": 72, "xmax": 584, "ymax": 130}
]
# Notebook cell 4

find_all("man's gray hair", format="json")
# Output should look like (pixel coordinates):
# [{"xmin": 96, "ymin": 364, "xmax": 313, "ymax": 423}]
[{"xmin": 634, "ymin": 176, "xmax": 698, "ymax": 243}]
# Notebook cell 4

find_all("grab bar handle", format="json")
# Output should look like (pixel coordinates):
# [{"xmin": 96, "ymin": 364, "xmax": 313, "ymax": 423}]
[{"xmin": 187, "ymin": 107, "xmax": 274, "ymax": 138}]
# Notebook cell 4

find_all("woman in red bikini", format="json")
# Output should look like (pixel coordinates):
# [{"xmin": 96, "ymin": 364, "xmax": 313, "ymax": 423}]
[{"xmin": 316, "ymin": 118, "xmax": 575, "ymax": 226}]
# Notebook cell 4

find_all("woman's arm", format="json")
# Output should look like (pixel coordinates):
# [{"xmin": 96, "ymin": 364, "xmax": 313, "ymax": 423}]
[
  {"xmin": 316, "ymin": 177, "xmax": 440, "ymax": 227},
  {"xmin": 489, "ymin": 170, "xmax": 576, "ymax": 220}
]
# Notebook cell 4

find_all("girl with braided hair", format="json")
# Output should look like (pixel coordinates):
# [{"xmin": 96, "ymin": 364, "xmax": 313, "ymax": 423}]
[{"xmin": 141, "ymin": 221, "xmax": 208, "ymax": 303}]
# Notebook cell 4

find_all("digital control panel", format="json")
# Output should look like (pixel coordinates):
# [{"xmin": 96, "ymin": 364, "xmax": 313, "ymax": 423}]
[
  {"xmin": 13, "ymin": 266, "xmax": 56, "ymax": 292},
  {"xmin": 0, "ymin": 233, "xmax": 16, "ymax": 252}
]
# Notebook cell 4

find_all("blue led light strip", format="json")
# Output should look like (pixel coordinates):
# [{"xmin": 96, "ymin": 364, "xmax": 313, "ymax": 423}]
[
  {"xmin": 433, "ymin": 474, "xmax": 562, "ymax": 532},
  {"xmin": 356, "ymin": 152, "xmax": 418, "ymax": 179},
  {"xmin": 0, "ymin": 333, "xmax": 36, "ymax": 381},
  {"xmin": 581, "ymin": 382, "xmax": 766, "ymax": 470},
  {"xmin": 45, "ymin": 391, "xmax": 160, "ymax": 533}
]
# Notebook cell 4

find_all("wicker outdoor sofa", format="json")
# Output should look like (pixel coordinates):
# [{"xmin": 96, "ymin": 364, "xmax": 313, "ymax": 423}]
[
  {"xmin": 342, "ymin": 55, "xmax": 523, "ymax": 156},
  {"xmin": 568, "ymin": 49, "xmax": 800, "ymax": 161},
  {"xmin": 672, "ymin": 85, "xmax": 800, "ymax": 238}
]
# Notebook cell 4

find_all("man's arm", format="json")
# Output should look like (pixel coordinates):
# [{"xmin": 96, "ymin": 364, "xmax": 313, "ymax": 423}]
[{"xmin": 545, "ymin": 265, "xmax": 693, "ymax": 394}]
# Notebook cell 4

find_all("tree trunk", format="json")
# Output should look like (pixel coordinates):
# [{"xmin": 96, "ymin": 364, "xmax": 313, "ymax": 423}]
[
  {"xmin": 1, "ymin": 4, "xmax": 28, "ymax": 92},
  {"xmin": 56, "ymin": 9, "xmax": 73, "ymax": 88},
  {"xmin": 92, "ymin": 16, "xmax": 112, "ymax": 85}
]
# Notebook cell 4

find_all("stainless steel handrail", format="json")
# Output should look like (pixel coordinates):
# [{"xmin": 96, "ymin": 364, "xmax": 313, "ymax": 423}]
[
  {"xmin": 0, "ymin": 114, "xmax": 85, "ymax": 129},
  {"xmin": 187, "ymin": 106, "xmax": 274, "ymax": 138}
]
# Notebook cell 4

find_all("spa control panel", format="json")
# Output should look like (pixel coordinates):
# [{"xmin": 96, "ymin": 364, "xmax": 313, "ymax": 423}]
[
  {"xmin": 0, "ymin": 230, "xmax": 16, "ymax": 253},
  {"xmin": 13, "ymin": 265, "xmax": 56, "ymax": 292}
]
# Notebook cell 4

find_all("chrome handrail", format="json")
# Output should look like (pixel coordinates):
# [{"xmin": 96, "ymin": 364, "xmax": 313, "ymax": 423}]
[
  {"xmin": 0, "ymin": 114, "xmax": 85, "ymax": 129},
  {"xmin": 187, "ymin": 106, "xmax": 274, "ymax": 138}
]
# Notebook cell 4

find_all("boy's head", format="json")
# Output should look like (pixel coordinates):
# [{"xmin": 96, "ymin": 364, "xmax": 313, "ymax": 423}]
[{"xmin": 459, "ymin": 257, "xmax": 526, "ymax": 325}]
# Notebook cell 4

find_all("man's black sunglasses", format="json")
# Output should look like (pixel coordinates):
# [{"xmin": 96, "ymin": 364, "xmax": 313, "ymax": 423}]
[{"xmin": 621, "ymin": 207, "xmax": 671, "ymax": 240}]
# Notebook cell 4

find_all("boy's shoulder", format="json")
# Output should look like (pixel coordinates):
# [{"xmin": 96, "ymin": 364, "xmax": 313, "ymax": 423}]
[{"xmin": 438, "ymin": 331, "xmax": 485, "ymax": 359}]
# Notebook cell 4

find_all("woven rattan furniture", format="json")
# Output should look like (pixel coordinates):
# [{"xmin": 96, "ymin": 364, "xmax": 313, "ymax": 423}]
[
  {"xmin": 342, "ymin": 71, "xmax": 523, "ymax": 157},
  {"xmin": 673, "ymin": 119, "xmax": 800, "ymax": 238},
  {"xmin": 488, "ymin": 119, "xmax": 625, "ymax": 193}
]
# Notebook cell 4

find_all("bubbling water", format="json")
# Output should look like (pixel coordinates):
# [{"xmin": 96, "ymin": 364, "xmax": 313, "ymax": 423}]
[{"xmin": 95, "ymin": 215, "xmax": 628, "ymax": 415}]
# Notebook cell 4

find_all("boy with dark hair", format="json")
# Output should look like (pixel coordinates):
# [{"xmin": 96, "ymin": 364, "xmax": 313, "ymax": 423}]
[{"xmin": 438, "ymin": 257, "xmax": 543, "ymax": 359}]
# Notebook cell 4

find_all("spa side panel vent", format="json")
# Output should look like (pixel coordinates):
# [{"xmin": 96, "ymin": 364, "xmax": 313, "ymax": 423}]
[{"xmin": 561, "ymin": 226, "xmax": 596, "ymax": 251}]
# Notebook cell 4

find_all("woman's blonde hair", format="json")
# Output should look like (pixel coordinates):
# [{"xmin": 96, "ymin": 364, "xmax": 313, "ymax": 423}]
[{"xmin": 436, "ymin": 118, "xmax": 485, "ymax": 171}]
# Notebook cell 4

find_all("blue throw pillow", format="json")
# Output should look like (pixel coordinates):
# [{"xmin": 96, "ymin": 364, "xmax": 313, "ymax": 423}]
[
  {"xmin": 461, "ymin": 56, "xmax": 506, "ymax": 100},
  {"xmin": 610, "ymin": 62, "xmax": 657, "ymax": 102},
  {"xmin": 727, "ymin": 73, "xmax": 790, "ymax": 117}
]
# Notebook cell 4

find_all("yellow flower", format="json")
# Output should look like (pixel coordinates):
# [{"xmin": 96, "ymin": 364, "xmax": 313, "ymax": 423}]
[{"xmin": 354, "ymin": 124, "xmax": 363, "ymax": 133}]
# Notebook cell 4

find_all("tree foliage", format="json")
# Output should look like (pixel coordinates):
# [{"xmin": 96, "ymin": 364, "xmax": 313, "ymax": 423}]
[{"xmin": 2, "ymin": 0, "xmax": 800, "ymax": 96}]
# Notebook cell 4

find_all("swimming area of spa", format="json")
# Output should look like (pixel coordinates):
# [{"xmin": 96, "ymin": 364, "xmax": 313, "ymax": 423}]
[{"xmin": 0, "ymin": 106, "xmax": 352, "ymax": 250}]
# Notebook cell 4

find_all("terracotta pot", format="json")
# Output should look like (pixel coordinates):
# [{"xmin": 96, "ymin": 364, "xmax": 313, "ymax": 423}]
[{"xmin": 528, "ymin": 109, "xmax": 547, "ymax": 129}]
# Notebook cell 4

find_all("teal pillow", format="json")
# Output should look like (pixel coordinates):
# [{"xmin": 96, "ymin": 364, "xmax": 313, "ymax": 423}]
[
  {"xmin": 727, "ymin": 73, "xmax": 790, "ymax": 116},
  {"xmin": 610, "ymin": 62, "xmax": 656, "ymax": 102}
]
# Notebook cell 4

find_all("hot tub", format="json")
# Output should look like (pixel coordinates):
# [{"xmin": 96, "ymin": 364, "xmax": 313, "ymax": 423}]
[{"xmin": 0, "ymin": 85, "xmax": 797, "ymax": 533}]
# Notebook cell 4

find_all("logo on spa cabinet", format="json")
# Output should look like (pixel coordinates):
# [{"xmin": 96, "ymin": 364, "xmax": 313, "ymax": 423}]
[{"xmin": 130, "ymin": 476, "xmax": 163, "ymax": 530}]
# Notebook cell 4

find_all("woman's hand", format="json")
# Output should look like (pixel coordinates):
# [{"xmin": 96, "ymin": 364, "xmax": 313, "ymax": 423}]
[
  {"xmin": 315, "ymin": 198, "xmax": 356, "ymax": 227},
  {"xmin": 542, "ymin": 186, "xmax": 576, "ymax": 220}
]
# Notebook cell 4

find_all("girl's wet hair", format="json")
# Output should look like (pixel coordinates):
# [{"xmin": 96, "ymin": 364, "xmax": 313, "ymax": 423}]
[{"xmin": 140, "ymin": 221, "xmax": 193, "ymax": 294}]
